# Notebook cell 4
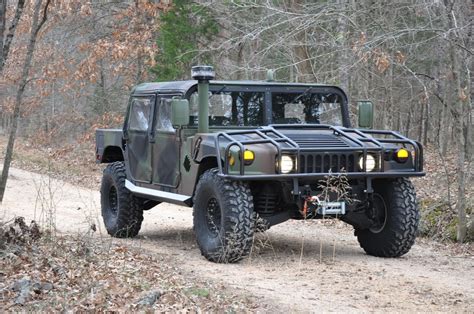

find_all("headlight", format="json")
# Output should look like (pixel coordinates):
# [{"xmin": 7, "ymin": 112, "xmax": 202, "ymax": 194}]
[
  {"xmin": 280, "ymin": 155, "xmax": 295, "ymax": 174},
  {"xmin": 359, "ymin": 154, "xmax": 376, "ymax": 172}
]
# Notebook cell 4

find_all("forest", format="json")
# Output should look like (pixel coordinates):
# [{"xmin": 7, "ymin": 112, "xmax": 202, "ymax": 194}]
[
  {"xmin": 2, "ymin": 0, "xmax": 471, "ymax": 240},
  {"xmin": 0, "ymin": 0, "xmax": 473, "ymax": 311}
]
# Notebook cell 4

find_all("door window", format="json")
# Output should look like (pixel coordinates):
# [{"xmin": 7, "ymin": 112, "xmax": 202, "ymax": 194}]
[
  {"xmin": 155, "ymin": 98, "xmax": 175, "ymax": 132},
  {"xmin": 128, "ymin": 97, "xmax": 153, "ymax": 131}
]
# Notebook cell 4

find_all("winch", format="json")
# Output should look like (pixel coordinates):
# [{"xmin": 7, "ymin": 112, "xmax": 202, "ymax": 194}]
[{"xmin": 301, "ymin": 195, "xmax": 346, "ymax": 218}]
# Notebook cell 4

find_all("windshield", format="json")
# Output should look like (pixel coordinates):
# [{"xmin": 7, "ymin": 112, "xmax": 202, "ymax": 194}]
[
  {"xmin": 190, "ymin": 90, "xmax": 264, "ymax": 126},
  {"xmin": 271, "ymin": 91, "xmax": 343, "ymax": 126}
]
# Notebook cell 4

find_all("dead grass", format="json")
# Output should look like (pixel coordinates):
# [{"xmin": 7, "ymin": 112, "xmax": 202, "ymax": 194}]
[
  {"xmin": 0, "ymin": 218, "xmax": 260, "ymax": 311},
  {"xmin": 1, "ymin": 137, "xmax": 102, "ymax": 188}
]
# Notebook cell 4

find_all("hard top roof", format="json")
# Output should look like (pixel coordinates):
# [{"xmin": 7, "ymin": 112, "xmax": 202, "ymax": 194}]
[{"xmin": 132, "ymin": 80, "xmax": 340, "ymax": 95}]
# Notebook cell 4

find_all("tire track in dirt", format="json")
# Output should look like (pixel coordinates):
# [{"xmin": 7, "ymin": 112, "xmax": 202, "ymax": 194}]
[{"xmin": 1, "ymin": 168, "xmax": 473, "ymax": 312}]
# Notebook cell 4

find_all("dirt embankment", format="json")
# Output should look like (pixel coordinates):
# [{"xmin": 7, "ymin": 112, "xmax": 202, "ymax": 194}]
[{"xmin": 1, "ymin": 168, "xmax": 473, "ymax": 312}]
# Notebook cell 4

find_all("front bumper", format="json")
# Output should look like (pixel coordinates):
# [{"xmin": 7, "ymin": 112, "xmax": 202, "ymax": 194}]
[{"xmin": 219, "ymin": 171, "xmax": 425, "ymax": 181}]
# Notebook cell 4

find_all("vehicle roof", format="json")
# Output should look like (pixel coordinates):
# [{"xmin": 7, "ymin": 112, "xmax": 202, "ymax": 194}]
[{"xmin": 132, "ymin": 80, "xmax": 341, "ymax": 95}]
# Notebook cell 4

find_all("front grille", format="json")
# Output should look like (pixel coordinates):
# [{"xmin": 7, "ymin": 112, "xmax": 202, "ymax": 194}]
[{"xmin": 299, "ymin": 153, "xmax": 356, "ymax": 173}]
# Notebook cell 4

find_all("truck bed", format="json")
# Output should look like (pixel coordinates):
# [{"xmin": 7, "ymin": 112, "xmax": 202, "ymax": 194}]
[{"xmin": 95, "ymin": 129, "xmax": 123, "ymax": 163}]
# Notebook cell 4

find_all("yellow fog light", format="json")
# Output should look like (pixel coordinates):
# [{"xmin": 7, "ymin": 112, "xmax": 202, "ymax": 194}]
[
  {"xmin": 395, "ymin": 148, "xmax": 410, "ymax": 163},
  {"xmin": 243, "ymin": 150, "xmax": 255, "ymax": 165}
]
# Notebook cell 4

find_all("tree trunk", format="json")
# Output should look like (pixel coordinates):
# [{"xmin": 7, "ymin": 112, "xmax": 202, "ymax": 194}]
[
  {"xmin": 337, "ymin": 0, "xmax": 349, "ymax": 93},
  {"xmin": 0, "ymin": 0, "xmax": 6, "ymax": 67},
  {"xmin": 423, "ymin": 102, "xmax": 429, "ymax": 146},
  {"xmin": 0, "ymin": 0, "xmax": 26, "ymax": 74},
  {"xmin": 418, "ymin": 102, "xmax": 424, "ymax": 143},
  {"xmin": 444, "ymin": 0, "xmax": 467, "ymax": 242},
  {"xmin": 0, "ymin": 0, "xmax": 51, "ymax": 203},
  {"xmin": 406, "ymin": 105, "xmax": 412, "ymax": 137}
]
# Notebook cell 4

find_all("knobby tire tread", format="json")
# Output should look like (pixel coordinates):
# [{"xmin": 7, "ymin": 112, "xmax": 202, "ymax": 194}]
[{"xmin": 101, "ymin": 162, "xmax": 143, "ymax": 238}]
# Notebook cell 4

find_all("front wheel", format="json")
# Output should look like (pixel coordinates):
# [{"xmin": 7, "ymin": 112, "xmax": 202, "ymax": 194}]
[
  {"xmin": 193, "ymin": 169, "xmax": 254, "ymax": 263},
  {"xmin": 356, "ymin": 178, "xmax": 420, "ymax": 257}
]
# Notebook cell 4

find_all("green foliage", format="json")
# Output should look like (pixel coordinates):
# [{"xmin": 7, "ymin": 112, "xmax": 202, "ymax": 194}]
[
  {"xmin": 151, "ymin": 0, "xmax": 218, "ymax": 81},
  {"xmin": 185, "ymin": 287, "xmax": 210, "ymax": 298},
  {"xmin": 418, "ymin": 199, "xmax": 459, "ymax": 241}
]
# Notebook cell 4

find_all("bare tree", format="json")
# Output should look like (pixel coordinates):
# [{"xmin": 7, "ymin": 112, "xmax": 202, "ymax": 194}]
[
  {"xmin": 0, "ymin": 0, "xmax": 25, "ymax": 73},
  {"xmin": 0, "ymin": 0, "xmax": 51, "ymax": 202},
  {"xmin": 197, "ymin": 0, "xmax": 472, "ymax": 241}
]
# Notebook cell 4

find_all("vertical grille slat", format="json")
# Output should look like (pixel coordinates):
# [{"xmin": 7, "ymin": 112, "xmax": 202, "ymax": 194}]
[
  {"xmin": 323, "ymin": 155, "xmax": 329, "ymax": 172},
  {"xmin": 341, "ymin": 155, "xmax": 347, "ymax": 172},
  {"xmin": 316, "ymin": 155, "xmax": 322, "ymax": 173},
  {"xmin": 299, "ymin": 152, "xmax": 358, "ymax": 174},
  {"xmin": 300, "ymin": 155, "xmax": 305, "ymax": 173}
]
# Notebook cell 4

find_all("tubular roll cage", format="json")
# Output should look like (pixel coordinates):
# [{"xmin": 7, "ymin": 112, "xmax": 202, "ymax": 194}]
[{"xmin": 214, "ymin": 124, "xmax": 424, "ymax": 181}]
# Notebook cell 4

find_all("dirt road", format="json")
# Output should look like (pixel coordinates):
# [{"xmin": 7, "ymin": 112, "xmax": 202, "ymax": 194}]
[{"xmin": 1, "ymin": 168, "xmax": 473, "ymax": 312}]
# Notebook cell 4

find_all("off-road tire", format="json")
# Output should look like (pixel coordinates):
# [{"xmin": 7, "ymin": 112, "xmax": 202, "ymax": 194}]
[
  {"xmin": 193, "ymin": 168, "xmax": 254, "ymax": 263},
  {"xmin": 101, "ymin": 162, "xmax": 143, "ymax": 238},
  {"xmin": 356, "ymin": 178, "xmax": 419, "ymax": 257}
]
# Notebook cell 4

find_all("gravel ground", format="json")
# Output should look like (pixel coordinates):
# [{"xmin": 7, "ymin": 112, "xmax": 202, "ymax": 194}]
[{"xmin": 1, "ymin": 168, "xmax": 473, "ymax": 312}]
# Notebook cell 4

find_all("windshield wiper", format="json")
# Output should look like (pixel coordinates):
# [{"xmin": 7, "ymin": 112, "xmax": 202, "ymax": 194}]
[
  {"xmin": 291, "ymin": 87, "xmax": 312, "ymax": 103},
  {"xmin": 209, "ymin": 85, "xmax": 227, "ymax": 100}
]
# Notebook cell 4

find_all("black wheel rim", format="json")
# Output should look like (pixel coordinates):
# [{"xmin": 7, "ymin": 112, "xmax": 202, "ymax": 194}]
[
  {"xmin": 369, "ymin": 193, "xmax": 387, "ymax": 233},
  {"xmin": 206, "ymin": 197, "xmax": 221, "ymax": 236},
  {"xmin": 108, "ymin": 185, "xmax": 118, "ymax": 216}
]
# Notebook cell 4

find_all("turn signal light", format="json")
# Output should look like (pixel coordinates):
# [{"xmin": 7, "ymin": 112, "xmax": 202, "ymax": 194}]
[
  {"xmin": 243, "ymin": 150, "xmax": 255, "ymax": 161},
  {"xmin": 243, "ymin": 150, "xmax": 255, "ymax": 165},
  {"xmin": 395, "ymin": 148, "xmax": 410, "ymax": 163}
]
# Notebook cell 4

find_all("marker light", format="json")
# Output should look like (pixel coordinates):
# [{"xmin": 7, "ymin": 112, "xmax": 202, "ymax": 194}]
[
  {"xmin": 395, "ymin": 148, "xmax": 410, "ymax": 163},
  {"xmin": 228, "ymin": 154, "xmax": 235, "ymax": 166},
  {"xmin": 191, "ymin": 65, "xmax": 215, "ymax": 81},
  {"xmin": 243, "ymin": 150, "xmax": 255, "ymax": 161},
  {"xmin": 242, "ymin": 150, "xmax": 255, "ymax": 165}
]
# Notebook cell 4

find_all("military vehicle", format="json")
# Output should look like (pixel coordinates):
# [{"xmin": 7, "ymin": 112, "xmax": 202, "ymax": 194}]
[{"xmin": 95, "ymin": 66, "xmax": 424, "ymax": 263}]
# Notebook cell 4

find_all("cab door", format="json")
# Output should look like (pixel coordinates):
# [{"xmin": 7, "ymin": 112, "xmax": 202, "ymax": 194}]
[
  {"xmin": 152, "ymin": 97, "xmax": 180, "ymax": 188},
  {"xmin": 124, "ymin": 96, "xmax": 154, "ymax": 183}
]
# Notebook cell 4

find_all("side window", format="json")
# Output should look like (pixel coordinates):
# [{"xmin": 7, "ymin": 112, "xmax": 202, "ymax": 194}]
[
  {"xmin": 128, "ymin": 97, "xmax": 153, "ymax": 131},
  {"xmin": 155, "ymin": 98, "xmax": 175, "ymax": 132}
]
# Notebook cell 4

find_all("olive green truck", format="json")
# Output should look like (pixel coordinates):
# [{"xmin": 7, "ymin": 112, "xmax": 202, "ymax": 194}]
[{"xmin": 96, "ymin": 66, "xmax": 424, "ymax": 263}]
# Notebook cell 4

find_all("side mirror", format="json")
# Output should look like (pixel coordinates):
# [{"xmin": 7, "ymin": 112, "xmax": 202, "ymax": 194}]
[
  {"xmin": 171, "ymin": 99, "xmax": 190, "ymax": 127},
  {"xmin": 357, "ymin": 100, "xmax": 374, "ymax": 129}
]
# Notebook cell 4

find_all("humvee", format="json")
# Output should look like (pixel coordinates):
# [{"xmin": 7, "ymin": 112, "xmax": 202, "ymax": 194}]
[{"xmin": 96, "ymin": 66, "xmax": 424, "ymax": 263}]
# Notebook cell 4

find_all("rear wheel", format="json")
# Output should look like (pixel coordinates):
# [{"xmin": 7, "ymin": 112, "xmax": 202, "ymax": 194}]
[
  {"xmin": 101, "ymin": 162, "xmax": 143, "ymax": 238},
  {"xmin": 193, "ymin": 169, "xmax": 254, "ymax": 263},
  {"xmin": 356, "ymin": 178, "xmax": 419, "ymax": 257}
]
